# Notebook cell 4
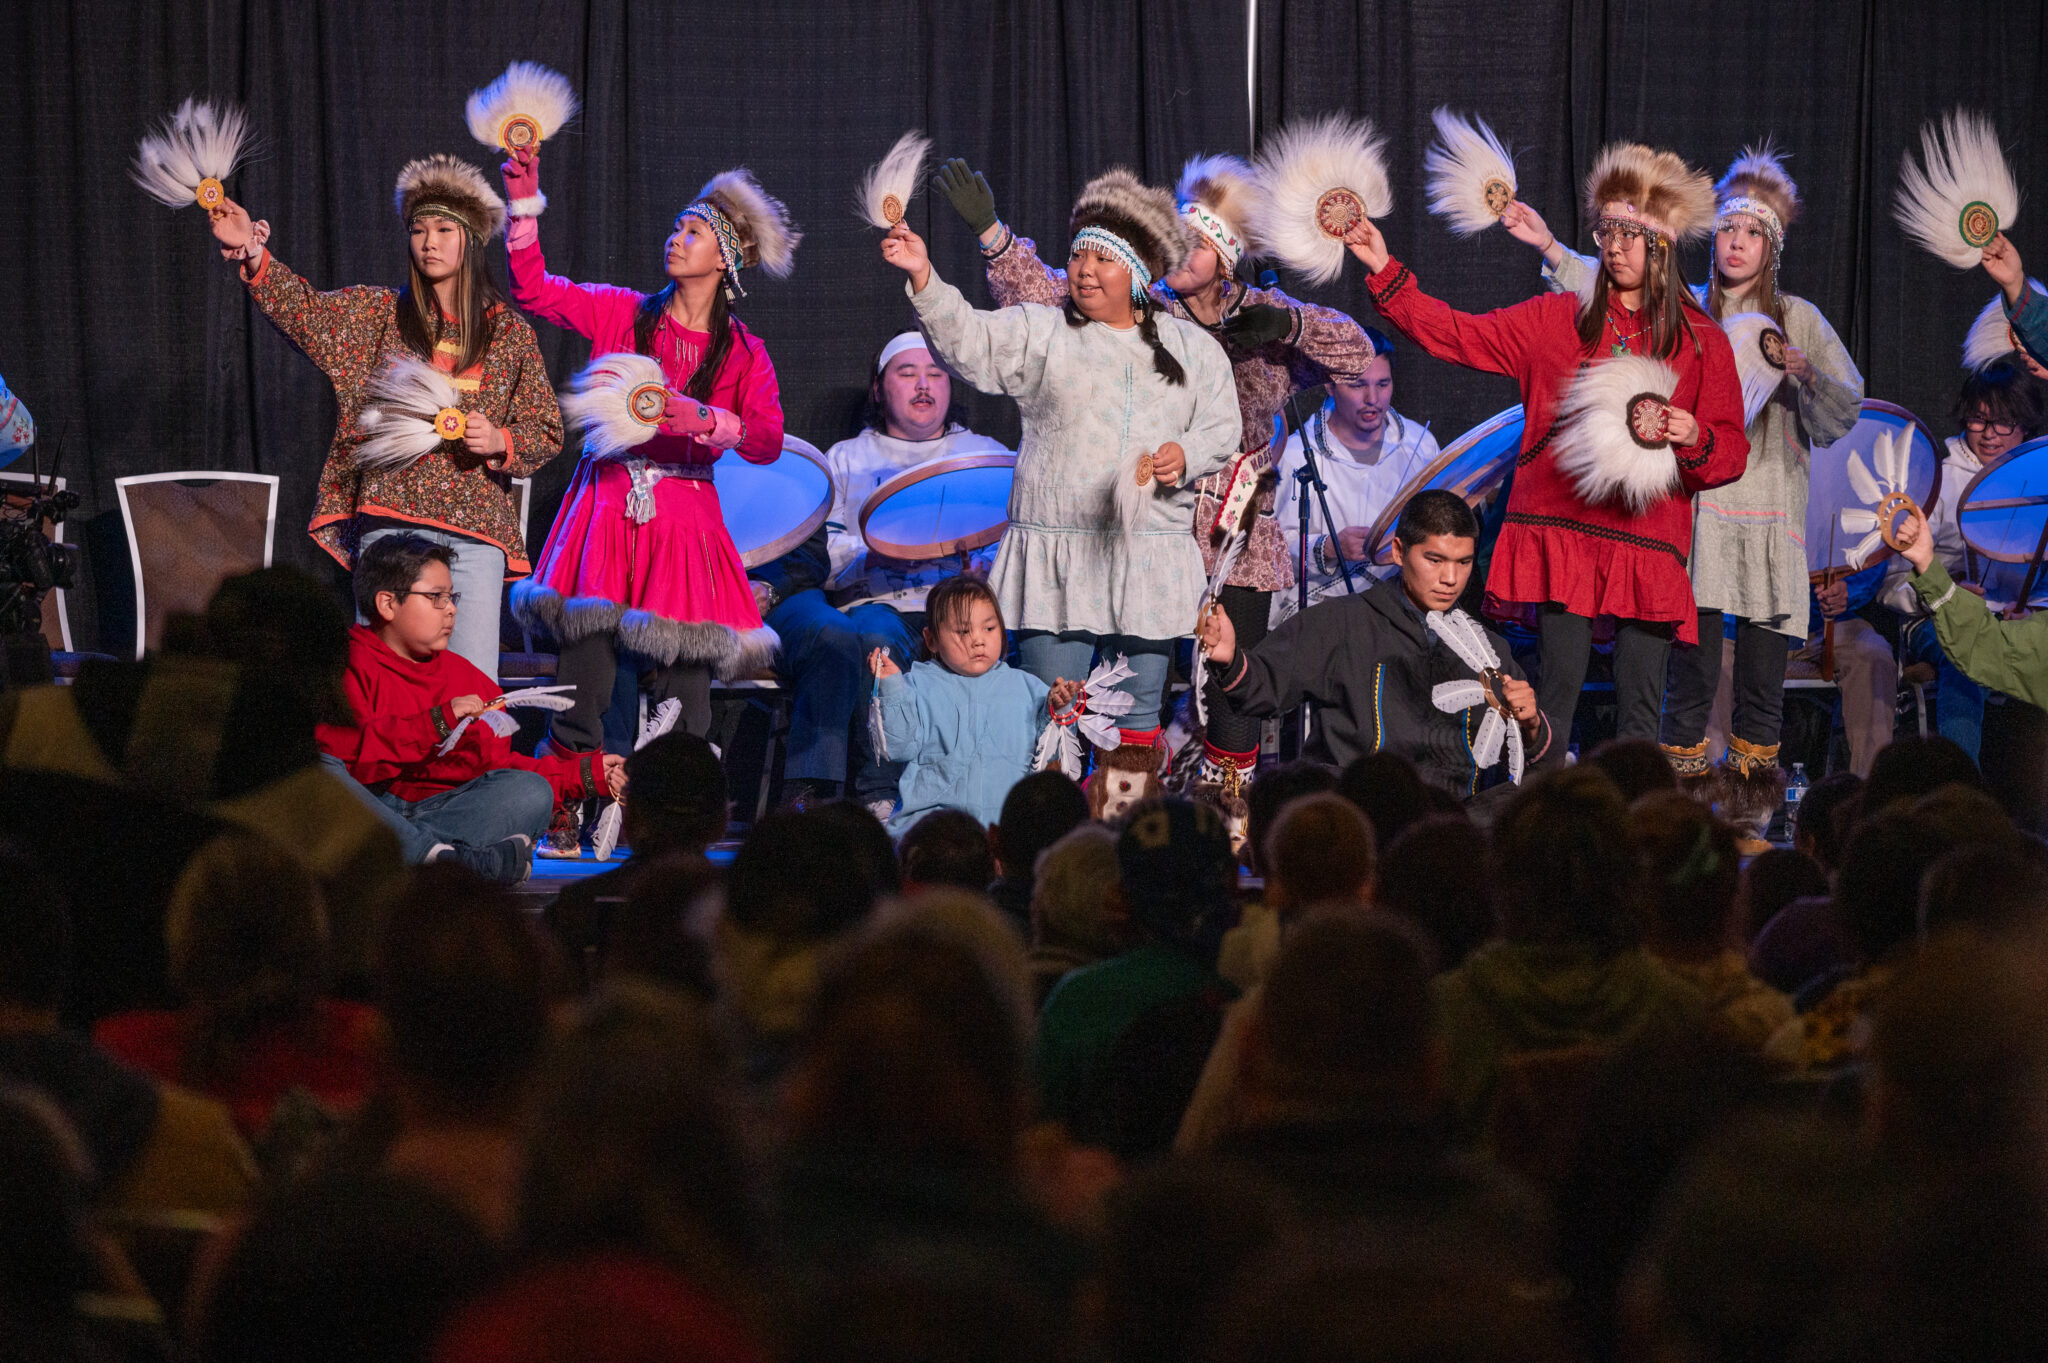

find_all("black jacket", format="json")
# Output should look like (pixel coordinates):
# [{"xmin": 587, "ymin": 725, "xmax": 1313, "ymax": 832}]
[{"xmin": 1205, "ymin": 577, "xmax": 1551, "ymax": 797}]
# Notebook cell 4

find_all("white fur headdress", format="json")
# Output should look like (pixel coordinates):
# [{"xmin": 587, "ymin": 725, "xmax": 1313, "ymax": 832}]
[
  {"xmin": 1894, "ymin": 109, "xmax": 2021, "ymax": 269},
  {"xmin": 1251, "ymin": 114, "xmax": 1393, "ymax": 284},
  {"xmin": 1964, "ymin": 279, "xmax": 2048, "ymax": 370},
  {"xmin": 1069, "ymin": 168, "xmax": 1193, "ymax": 282},
  {"xmin": 857, "ymin": 130, "xmax": 931, "ymax": 230},
  {"xmin": 1721, "ymin": 312, "xmax": 1791, "ymax": 426},
  {"xmin": 1425, "ymin": 108, "xmax": 1519, "ymax": 237},
  {"xmin": 466, "ymin": 62, "xmax": 579, "ymax": 155},
  {"xmin": 355, "ymin": 356, "xmax": 469, "ymax": 472},
  {"xmin": 132, "ymin": 98, "xmax": 252, "ymax": 212},
  {"xmin": 1551, "ymin": 354, "xmax": 1684, "ymax": 512},
  {"xmin": 395, "ymin": 154, "xmax": 507, "ymax": 241},
  {"xmin": 1584, "ymin": 142, "xmax": 1715, "ymax": 244},
  {"xmin": 1175, "ymin": 154, "xmax": 1265, "ymax": 273}
]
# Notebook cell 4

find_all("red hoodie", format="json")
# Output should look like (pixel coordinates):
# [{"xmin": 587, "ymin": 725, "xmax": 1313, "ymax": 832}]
[{"xmin": 317, "ymin": 624, "xmax": 600, "ymax": 807}]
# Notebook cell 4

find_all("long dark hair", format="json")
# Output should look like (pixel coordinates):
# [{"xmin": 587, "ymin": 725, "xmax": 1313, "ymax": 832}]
[
  {"xmin": 1574, "ymin": 236, "xmax": 1704, "ymax": 361},
  {"xmin": 395, "ymin": 221, "xmax": 507, "ymax": 374},
  {"xmin": 1063, "ymin": 293, "xmax": 1187, "ymax": 387},
  {"xmin": 633, "ymin": 281, "xmax": 735, "ymax": 403}
]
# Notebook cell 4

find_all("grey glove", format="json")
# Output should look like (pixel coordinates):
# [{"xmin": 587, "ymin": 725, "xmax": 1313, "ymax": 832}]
[{"xmin": 935, "ymin": 158, "xmax": 999, "ymax": 235}]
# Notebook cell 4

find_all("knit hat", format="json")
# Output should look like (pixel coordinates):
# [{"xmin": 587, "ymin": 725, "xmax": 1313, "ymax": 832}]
[
  {"xmin": 1116, "ymin": 796, "xmax": 1237, "ymax": 948},
  {"xmin": 1583, "ymin": 142, "xmax": 1715, "ymax": 244},
  {"xmin": 394, "ymin": 154, "xmax": 507, "ymax": 241},
  {"xmin": 1068, "ymin": 168, "xmax": 1193, "ymax": 299},
  {"xmin": 681, "ymin": 168, "xmax": 801, "ymax": 301}
]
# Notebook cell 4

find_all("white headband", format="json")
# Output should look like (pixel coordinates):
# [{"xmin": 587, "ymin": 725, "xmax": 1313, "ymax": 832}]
[
  {"xmin": 1180, "ymin": 201, "xmax": 1244, "ymax": 274},
  {"xmin": 876, "ymin": 331, "xmax": 931, "ymax": 375}
]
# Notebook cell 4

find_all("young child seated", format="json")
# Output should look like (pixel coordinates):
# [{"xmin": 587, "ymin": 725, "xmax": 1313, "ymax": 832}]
[
  {"xmin": 869, "ymin": 575, "xmax": 1078, "ymax": 836},
  {"xmin": 316, "ymin": 533, "xmax": 623, "ymax": 883}
]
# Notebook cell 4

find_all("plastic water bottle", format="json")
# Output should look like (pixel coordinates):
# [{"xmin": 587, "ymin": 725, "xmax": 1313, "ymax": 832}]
[{"xmin": 1784, "ymin": 762, "xmax": 1808, "ymax": 812}]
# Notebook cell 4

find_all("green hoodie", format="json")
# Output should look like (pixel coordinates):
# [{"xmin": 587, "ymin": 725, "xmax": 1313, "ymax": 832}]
[
  {"xmin": 1913, "ymin": 560, "xmax": 2048, "ymax": 710},
  {"xmin": 1432, "ymin": 941, "xmax": 1710, "ymax": 1142}
]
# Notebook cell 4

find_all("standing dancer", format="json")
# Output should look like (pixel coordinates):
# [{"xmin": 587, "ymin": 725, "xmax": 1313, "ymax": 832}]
[
  {"xmin": 1352, "ymin": 144, "xmax": 1749, "ymax": 756},
  {"xmin": 206, "ymin": 157, "xmax": 564, "ymax": 675},
  {"xmin": 1517, "ymin": 145, "xmax": 1862, "ymax": 836},
  {"xmin": 938, "ymin": 154, "xmax": 1372, "ymax": 796},
  {"xmin": 498, "ymin": 148, "xmax": 791, "ymax": 847},
  {"xmin": 884, "ymin": 171, "xmax": 1242, "ymax": 774}
]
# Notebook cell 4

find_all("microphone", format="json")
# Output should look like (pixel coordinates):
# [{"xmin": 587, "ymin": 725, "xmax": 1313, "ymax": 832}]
[{"xmin": 1258, "ymin": 268, "xmax": 1279, "ymax": 290}]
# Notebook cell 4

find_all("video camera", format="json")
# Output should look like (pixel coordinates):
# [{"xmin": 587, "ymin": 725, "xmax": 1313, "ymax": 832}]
[{"xmin": 0, "ymin": 433, "xmax": 81, "ymax": 640}]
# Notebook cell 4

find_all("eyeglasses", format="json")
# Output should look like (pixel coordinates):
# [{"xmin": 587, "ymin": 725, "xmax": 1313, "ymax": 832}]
[
  {"xmin": 1963, "ymin": 417, "xmax": 2020, "ymax": 436},
  {"xmin": 401, "ymin": 589, "xmax": 462, "ymax": 609},
  {"xmin": 1591, "ymin": 220, "xmax": 1655, "ymax": 250}
]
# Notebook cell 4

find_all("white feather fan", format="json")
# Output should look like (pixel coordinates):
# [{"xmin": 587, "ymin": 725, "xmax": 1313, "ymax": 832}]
[
  {"xmin": 466, "ymin": 62, "xmax": 580, "ymax": 153},
  {"xmin": 1424, "ymin": 108, "xmax": 1518, "ymax": 237},
  {"xmin": 1839, "ymin": 423, "xmax": 1919, "ymax": 569},
  {"xmin": 1425, "ymin": 609, "xmax": 1527, "ymax": 786},
  {"xmin": 856, "ymin": 131, "xmax": 931, "ymax": 229},
  {"xmin": 1551, "ymin": 355, "xmax": 1683, "ymax": 512},
  {"xmin": 559, "ymin": 353, "xmax": 677, "ymax": 460},
  {"xmin": 1894, "ymin": 109, "xmax": 2021, "ymax": 269},
  {"xmin": 355, "ymin": 356, "xmax": 467, "ymax": 472},
  {"xmin": 435, "ymin": 685, "xmax": 579, "ymax": 756},
  {"xmin": 132, "ymin": 98, "xmax": 252, "ymax": 211},
  {"xmin": 1032, "ymin": 656, "xmax": 1136, "ymax": 780},
  {"xmin": 1964, "ymin": 279, "xmax": 2047, "ymax": 371},
  {"xmin": 1721, "ymin": 312, "xmax": 1790, "ymax": 426},
  {"xmin": 1251, "ymin": 114, "xmax": 1393, "ymax": 285}
]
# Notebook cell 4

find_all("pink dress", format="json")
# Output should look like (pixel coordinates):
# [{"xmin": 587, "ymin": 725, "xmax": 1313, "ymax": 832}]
[{"xmin": 507, "ymin": 239, "xmax": 783, "ymax": 675}]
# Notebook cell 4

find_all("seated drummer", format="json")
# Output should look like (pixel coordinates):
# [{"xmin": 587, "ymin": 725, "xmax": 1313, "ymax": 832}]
[
  {"xmin": 1270, "ymin": 327, "xmax": 1440, "ymax": 615},
  {"xmin": 1198, "ymin": 489, "xmax": 1550, "ymax": 808},
  {"xmin": 748, "ymin": 331, "xmax": 1010, "ymax": 814}
]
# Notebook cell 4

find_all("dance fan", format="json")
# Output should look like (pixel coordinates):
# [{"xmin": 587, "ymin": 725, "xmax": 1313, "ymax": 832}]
[
  {"xmin": 1426, "ymin": 610, "xmax": 1527, "ymax": 786},
  {"xmin": 589, "ymin": 697, "xmax": 684, "ymax": 862},
  {"xmin": 557, "ymin": 352, "xmax": 721, "ymax": 523},
  {"xmin": 1720, "ymin": 312, "xmax": 1792, "ymax": 426},
  {"xmin": 1551, "ymin": 355, "xmax": 1684, "ymax": 512},
  {"xmin": 1191, "ymin": 469, "xmax": 1264, "ymax": 728},
  {"xmin": 857, "ymin": 130, "xmax": 932, "ymax": 230},
  {"xmin": 1252, "ymin": 113, "xmax": 1392, "ymax": 285},
  {"xmin": 1424, "ymin": 108, "xmax": 1519, "ymax": 237},
  {"xmin": 1839, "ymin": 422, "xmax": 1924, "ymax": 569},
  {"xmin": 1030, "ymin": 656, "xmax": 1136, "ymax": 781},
  {"xmin": 434, "ymin": 685, "xmax": 578, "ymax": 756},
  {"xmin": 1894, "ymin": 109, "xmax": 2021, "ymax": 269},
  {"xmin": 467, "ymin": 61, "xmax": 580, "ymax": 166},
  {"xmin": 1965, "ymin": 279, "xmax": 2048, "ymax": 370},
  {"xmin": 354, "ymin": 357, "xmax": 478, "ymax": 472},
  {"xmin": 132, "ymin": 98, "xmax": 253, "ymax": 215}
]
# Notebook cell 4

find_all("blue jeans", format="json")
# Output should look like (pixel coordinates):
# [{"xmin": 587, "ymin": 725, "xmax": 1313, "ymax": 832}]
[
  {"xmin": 320, "ymin": 754, "xmax": 553, "ymax": 883},
  {"xmin": 767, "ymin": 589, "xmax": 920, "ymax": 793},
  {"xmin": 356, "ymin": 526, "xmax": 505, "ymax": 679},
  {"xmin": 1014, "ymin": 630, "xmax": 1174, "ymax": 734},
  {"xmin": 1904, "ymin": 618, "xmax": 1986, "ymax": 763}
]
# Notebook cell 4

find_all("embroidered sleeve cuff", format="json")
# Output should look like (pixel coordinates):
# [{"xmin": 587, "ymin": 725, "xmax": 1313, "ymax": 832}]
[
  {"xmin": 1912, "ymin": 559, "xmax": 1959, "ymax": 611},
  {"xmin": 1366, "ymin": 258, "xmax": 1412, "ymax": 307},
  {"xmin": 1675, "ymin": 427, "xmax": 1714, "ymax": 470}
]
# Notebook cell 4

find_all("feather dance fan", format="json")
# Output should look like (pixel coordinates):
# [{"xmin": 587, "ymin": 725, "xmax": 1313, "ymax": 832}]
[{"xmin": 1551, "ymin": 355, "xmax": 1683, "ymax": 513}]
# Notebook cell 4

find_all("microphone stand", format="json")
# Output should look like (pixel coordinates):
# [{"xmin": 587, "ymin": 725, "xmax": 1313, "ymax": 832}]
[{"xmin": 1281, "ymin": 384, "xmax": 1356, "ymax": 751}]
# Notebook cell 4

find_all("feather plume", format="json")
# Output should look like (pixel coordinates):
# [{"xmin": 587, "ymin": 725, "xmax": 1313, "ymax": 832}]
[
  {"xmin": 355, "ymin": 356, "xmax": 465, "ymax": 472},
  {"xmin": 1964, "ymin": 278, "xmax": 2047, "ymax": 370},
  {"xmin": 856, "ymin": 130, "xmax": 931, "ymax": 230},
  {"xmin": 1721, "ymin": 312, "xmax": 1790, "ymax": 426},
  {"xmin": 1070, "ymin": 168, "xmax": 1193, "ymax": 280},
  {"xmin": 1839, "ymin": 424, "xmax": 1920, "ymax": 569},
  {"xmin": 1894, "ymin": 109, "xmax": 2022, "ymax": 269},
  {"xmin": 1717, "ymin": 140, "xmax": 1800, "ymax": 229},
  {"xmin": 1252, "ymin": 114, "xmax": 1393, "ymax": 284},
  {"xmin": 1551, "ymin": 355, "xmax": 1684, "ymax": 512},
  {"xmin": 394, "ymin": 154, "xmax": 507, "ymax": 240},
  {"xmin": 1176, "ymin": 153, "xmax": 1267, "ymax": 255},
  {"xmin": 1425, "ymin": 609, "xmax": 1526, "ymax": 784},
  {"xmin": 465, "ymin": 61, "xmax": 580, "ymax": 152},
  {"xmin": 434, "ymin": 685, "xmax": 577, "ymax": 756},
  {"xmin": 1424, "ymin": 108, "xmax": 1518, "ymax": 237},
  {"xmin": 1583, "ymin": 142, "xmax": 1716, "ymax": 242},
  {"xmin": 132, "ymin": 98, "xmax": 252, "ymax": 209},
  {"xmin": 559, "ymin": 353, "xmax": 670, "ymax": 460},
  {"xmin": 697, "ymin": 168, "xmax": 800, "ymax": 277}
]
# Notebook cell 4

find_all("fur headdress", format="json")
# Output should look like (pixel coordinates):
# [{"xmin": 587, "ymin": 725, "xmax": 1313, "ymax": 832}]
[
  {"xmin": 1715, "ymin": 141, "xmax": 1801, "ymax": 244},
  {"xmin": 1069, "ymin": 168, "xmax": 1194, "ymax": 284},
  {"xmin": 684, "ymin": 168, "xmax": 800, "ymax": 300},
  {"xmin": 1583, "ymin": 142, "xmax": 1715, "ymax": 244},
  {"xmin": 394, "ymin": 154, "xmax": 507, "ymax": 241},
  {"xmin": 1175, "ymin": 154, "xmax": 1265, "ymax": 274}
]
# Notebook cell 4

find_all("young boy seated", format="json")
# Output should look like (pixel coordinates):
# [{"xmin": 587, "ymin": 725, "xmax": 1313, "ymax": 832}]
[
  {"xmin": 317, "ymin": 533, "xmax": 623, "ymax": 883},
  {"xmin": 1198, "ymin": 490, "xmax": 1550, "ymax": 810}
]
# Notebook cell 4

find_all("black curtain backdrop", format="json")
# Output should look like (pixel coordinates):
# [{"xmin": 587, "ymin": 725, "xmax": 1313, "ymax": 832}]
[{"xmin": 0, "ymin": 0, "xmax": 2039, "ymax": 653}]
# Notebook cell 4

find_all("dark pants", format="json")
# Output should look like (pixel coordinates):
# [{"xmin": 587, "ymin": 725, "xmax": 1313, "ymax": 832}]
[
  {"xmin": 551, "ymin": 634, "xmax": 711, "ymax": 752},
  {"xmin": 1535, "ymin": 607, "xmax": 1672, "ymax": 756},
  {"xmin": 1662, "ymin": 609, "xmax": 1792, "ymax": 750},
  {"xmin": 765, "ymin": 588, "xmax": 921, "ymax": 796},
  {"xmin": 1205, "ymin": 585, "xmax": 1273, "ymax": 754}
]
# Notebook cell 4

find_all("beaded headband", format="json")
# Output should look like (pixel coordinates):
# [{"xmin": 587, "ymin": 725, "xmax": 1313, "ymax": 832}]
[
  {"xmin": 1596, "ymin": 201, "xmax": 1676, "ymax": 243},
  {"xmin": 1071, "ymin": 226, "xmax": 1152, "ymax": 299},
  {"xmin": 681, "ymin": 200, "xmax": 745, "ymax": 298},
  {"xmin": 1716, "ymin": 195, "xmax": 1785, "ymax": 254},
  {"xmin": 1179, "ymin": 201, "xmax": 1243, "ymax": 275},
  {"xmin": 407, "ymin": 202, "xmax": 482, "ymax": 237}
]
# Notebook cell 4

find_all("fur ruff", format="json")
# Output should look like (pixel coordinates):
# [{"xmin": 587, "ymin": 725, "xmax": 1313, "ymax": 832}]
[
  {"xmin": 509, "ymin": 580, "xmax": 779, "ymax": 676},
  {"xmin": 465, "ymin": 61, "xmax": 580, "ymax": 152},
  {"xmin": 856, "ymin": 130, "xmax": 931, "ymax": 230},
  {"xmin": 1551, "ymin": 354, "xmax": 1683, "ymax": 512},
  {"xmin": 1722, "ymin": 312, "xmax": 1790, "ymax": 426},
  {"xmin": 1175, "ymin": 153, "xmax": 1266, "ymax": 256},
  {"xmin": 395, "ymin": 154, "xmax": 507, "ymax": 241},
  {"xmin": 1252, "ymin": 114, "xmax": 1393, "ymax": 285},
  {"xmin": 132, "ymin": 98, "xmax": 252, "ymax": 209},
  {"xmin": 1424, "ymin": 107, "xmax": 1518, "ymax": 237},
  {"xmin": 558, "ymin": 353, "xmax": 667, "ymax": 459},
  {"xmin": 1717, "ymin": 140, "xmax": 1800, "ymax": 230},
  {"xmin": 1894, "ymin": 109, "xmax": 2021, "ymax": 269},
  {"xmin": 1070, "ymin": 168, "xmax": 1192, "ymax": 280},
  {"xmin": 1716, "ymin": 756, "xmax": 1786, "ymax": 840},
  {"xmin": 1964, "ymin": 278, "xmax": 2046, "ymax": 370},
  {"xmin": 1584, "ymin": 142, "xmax": 1715, "ymax": 242},
  {"xmin": 696, "ymin": 169, "xmax": 800, "ymax": 277},
  {"xmin": 354, "ymin": 356, "xmax": 464, "ymax": 472}
]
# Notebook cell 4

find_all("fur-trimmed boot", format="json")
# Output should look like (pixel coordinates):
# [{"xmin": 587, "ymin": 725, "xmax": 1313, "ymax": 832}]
[
  {"xmin": 1085, "ymin": 729, "xmax": 1165, "ymax": 822},
  {"xmin": 1718, "ymin": 736, "xmax": 1786, "ymax": 856},
  {"xmin": 1660, "ymin": 739, "xmax": 1718, "ymax": 804}
]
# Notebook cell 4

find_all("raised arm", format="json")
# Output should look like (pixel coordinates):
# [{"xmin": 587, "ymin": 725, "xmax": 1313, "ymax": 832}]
[
  {"xmin": 215, "ymin": 194, "xmax": 389, "ymax": 383},
  {"xmin": 1915, "ymin": 558, "xmax": 2048, "ymax": 710},
  {"xmin": 1349, "ymin": 217, "xmax": 1546, "ymax": 382},
  {"xmin": 1286, "ymin": 296, "xmax": 1377, "ymax": 384},
  {"xmin": 985, "ymin": 234, "xmax": 1068, "ymax": 309},
  {"xmin": 499, "ymin": 152, "xmax": 644, "ymax": 344},
  {"xmin": 889, "ymin": 225, "xmax": 1052, "ymax": 400}
]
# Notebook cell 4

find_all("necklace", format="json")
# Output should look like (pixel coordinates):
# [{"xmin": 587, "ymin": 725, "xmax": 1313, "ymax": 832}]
[{"xmin": 1606, "ymin": 311, "xmax": 1651, "ymax": 357}]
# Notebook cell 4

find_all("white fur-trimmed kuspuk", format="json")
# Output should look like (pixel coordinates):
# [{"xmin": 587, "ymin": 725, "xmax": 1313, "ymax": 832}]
[
  {"xmin": 132, "ymin": 98, "xmax": 252, "ymax": 212},
  {"xmin": 857, "ymin": 130, "xmax": 931, "ymax": 230},
  {"xmin": 1840, "ymin": 422, "xmax": 1921, "ymax": 569},
  {"xmin": 1964, "ymin": 279, "xmax": 2047, "ymax": 370},
  {"xmin": 1551, "ymin": 354, "xmax": 1684, "ymax": 512},
  {"xmin": 435, "ymin": 685, "xmax": 578, "ymax": 756},
  {"xmin": 1424, "ymin": 107, "xmax": 1518, "ymax": 237},
  {"xmin": 355, "ymin": 356, "xmax": 470, "ymax": 472},
  {"xmin": 558, "ymin": 353, "xmax": 684, "ymax": 460},
  {"xmin": 1252, "ymin": 113, "xmax": 1392, "ymax": 285},
  {"xmin": 1031, "ymin": 655, "xmax": 1136, "ymax": 780},
  {"xmin": 1721, "ymin": 312, "xmax": 1791, "ymax": 426},
  {"xmin": 1426, "ymin": 608, "xmax": 1526, "ymax": 786},
  {"xmin": 1894, "ymin": 109, "xmax": 2021, "ymax": 269},
  {"xmin": 466, "ymin": 62, "xmax": 580, "ymax": 156}
]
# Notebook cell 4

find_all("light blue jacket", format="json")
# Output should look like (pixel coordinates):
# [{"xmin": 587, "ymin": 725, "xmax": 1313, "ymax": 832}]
[{"xmin": 877, "ymin": 659, "xmax": 1051, "ymax": 836}]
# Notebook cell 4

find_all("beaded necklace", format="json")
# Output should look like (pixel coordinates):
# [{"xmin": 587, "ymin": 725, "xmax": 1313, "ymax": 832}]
[{"xmin": 1606, "ymin": 309, "xmax": 1651, "ymax": 357}]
